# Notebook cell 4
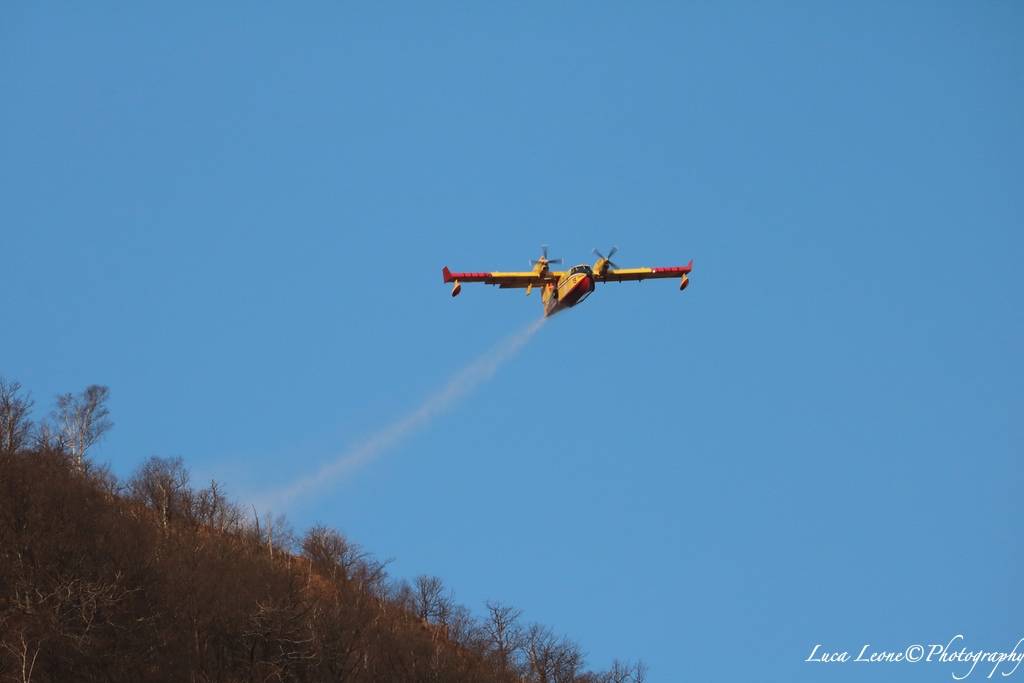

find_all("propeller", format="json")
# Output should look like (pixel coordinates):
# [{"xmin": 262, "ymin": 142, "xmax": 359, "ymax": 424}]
[
  {"xmin": 531, "ymin": 244, "xmax": 562, "ymax": 266},
  {"xmin": 593, "ymin": 246, "xmax": 619, "ymax": 270}
]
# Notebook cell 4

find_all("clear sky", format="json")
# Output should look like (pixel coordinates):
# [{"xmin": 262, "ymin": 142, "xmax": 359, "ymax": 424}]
[{"xmin": 3, "ymin": 3, "xmax": 1021, "ymax": 680}]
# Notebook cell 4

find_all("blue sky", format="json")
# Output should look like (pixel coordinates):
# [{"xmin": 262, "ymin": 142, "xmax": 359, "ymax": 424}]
[{"xmin": 3, "ymin": 3, "xmax": 1021, "ymax": 680}]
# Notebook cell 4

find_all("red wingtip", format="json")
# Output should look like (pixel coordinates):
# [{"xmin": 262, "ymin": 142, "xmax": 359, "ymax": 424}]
[{"xmin": 442, "ymin": 266, "xmax": 453, "ymax": 283}]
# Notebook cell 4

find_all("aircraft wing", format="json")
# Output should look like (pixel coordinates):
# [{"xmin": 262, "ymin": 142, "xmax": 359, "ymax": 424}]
[
  {"xmin": 594, "ymin": 260, "xmax": 693, "ymax": 283},
  {"xmin": 442, "ymin": 266, "xmax": 557, "ymax": 289}
]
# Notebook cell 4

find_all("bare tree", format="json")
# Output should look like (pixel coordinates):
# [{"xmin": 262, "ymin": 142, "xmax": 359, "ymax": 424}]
[
  {"xmin": 445, "ymin": 603, "xmax": 483, "ymax": 650},
  {"xmin": 302, "ymin": 525, "xmax": 352, "ymax": 579},
  {"xmin": 413, "ymin": 576, "xmax": 453, "ymax": 625},
  {"xmin": 191, "ymin": 480, "xmax": 241, "ymax": 531},
  {"xmin": 524, "ymin": 623, "xmax": 585, "ymax": 683},
  {"xmin": 128, "ymin": 455, "xmax": 190, "ymax": 528},
  {"xmin": 1, "ymin": 631, "xmax": 39, "ymax": 683},
  {"xmin": 525, "ymin": 623, "xmax": 559, "ymax": 683},
  {"xmin": 264, "ymin": 511, "xmax": 295, "ymax": 559},
  {"xmin": 597, "ymin": 659, "xmax": 648, "ymax": 683},
  {"xmin": 483, "ymin": 601, "xmax": 523, "ymax": 674},
  {"xmin": 53, "ymin": 385, "xmax": 112, "ymax": 467},
  {"xmin": 0, "ymin": 378, "xmax": 33, "ymax": 453}
]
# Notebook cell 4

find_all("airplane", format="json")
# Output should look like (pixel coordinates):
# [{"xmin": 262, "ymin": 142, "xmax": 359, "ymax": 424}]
[{"xmin": 442, "ymin": 246, "xmax": 693, "ymax": 317}]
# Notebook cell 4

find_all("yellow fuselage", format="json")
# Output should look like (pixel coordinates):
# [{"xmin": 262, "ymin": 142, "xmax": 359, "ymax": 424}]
[{"xmin": 542, "ymin": 271, "xmax": 595, "ymax": 317}]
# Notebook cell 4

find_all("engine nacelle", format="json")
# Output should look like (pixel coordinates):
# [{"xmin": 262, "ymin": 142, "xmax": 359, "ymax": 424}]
[{"xmin": 451, "ymin": 280, "xmax": 462, "ymax": 297}]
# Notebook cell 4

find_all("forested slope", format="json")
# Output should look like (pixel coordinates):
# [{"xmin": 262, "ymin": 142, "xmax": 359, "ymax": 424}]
[{"xmin": 0, "ymin": 380, "xmax": 645, "ymax": 682}]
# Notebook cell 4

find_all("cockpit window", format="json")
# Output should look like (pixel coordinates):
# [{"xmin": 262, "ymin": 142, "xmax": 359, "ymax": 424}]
[{"xmin": 570, "ymin": 264, "xmax": 592, "ymax": 275}]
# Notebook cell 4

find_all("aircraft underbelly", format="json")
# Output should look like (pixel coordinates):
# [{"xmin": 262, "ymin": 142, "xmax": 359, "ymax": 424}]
[{"xmin": 544, "ymin": 273, "xmax": 594, "ymax": 316}]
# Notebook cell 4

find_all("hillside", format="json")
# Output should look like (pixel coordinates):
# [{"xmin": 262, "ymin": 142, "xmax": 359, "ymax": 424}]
[{"xmin": 0, "ymin": 380, "xmax": 645, "ymax": 682}]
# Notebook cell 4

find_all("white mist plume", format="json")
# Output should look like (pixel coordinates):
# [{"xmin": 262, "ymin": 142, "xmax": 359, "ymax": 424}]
[{"xmin": 258, "ymin": 317, "xmax": 546, "ymax": 509}]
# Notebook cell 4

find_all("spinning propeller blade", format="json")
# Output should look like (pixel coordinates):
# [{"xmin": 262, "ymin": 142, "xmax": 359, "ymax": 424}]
[
  {"xmin": 593, "ymin": 246, "xmax": 620, "ymax": 269},
  {"xmin": 532, "ymin": 244, "xmax": 561, "ymax": 266}
]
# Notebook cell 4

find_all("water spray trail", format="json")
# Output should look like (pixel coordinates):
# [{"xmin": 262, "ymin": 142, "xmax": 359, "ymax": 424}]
[{"xmin": 259, "ymin": 317, "xmax": 546, "ymax": 509}]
